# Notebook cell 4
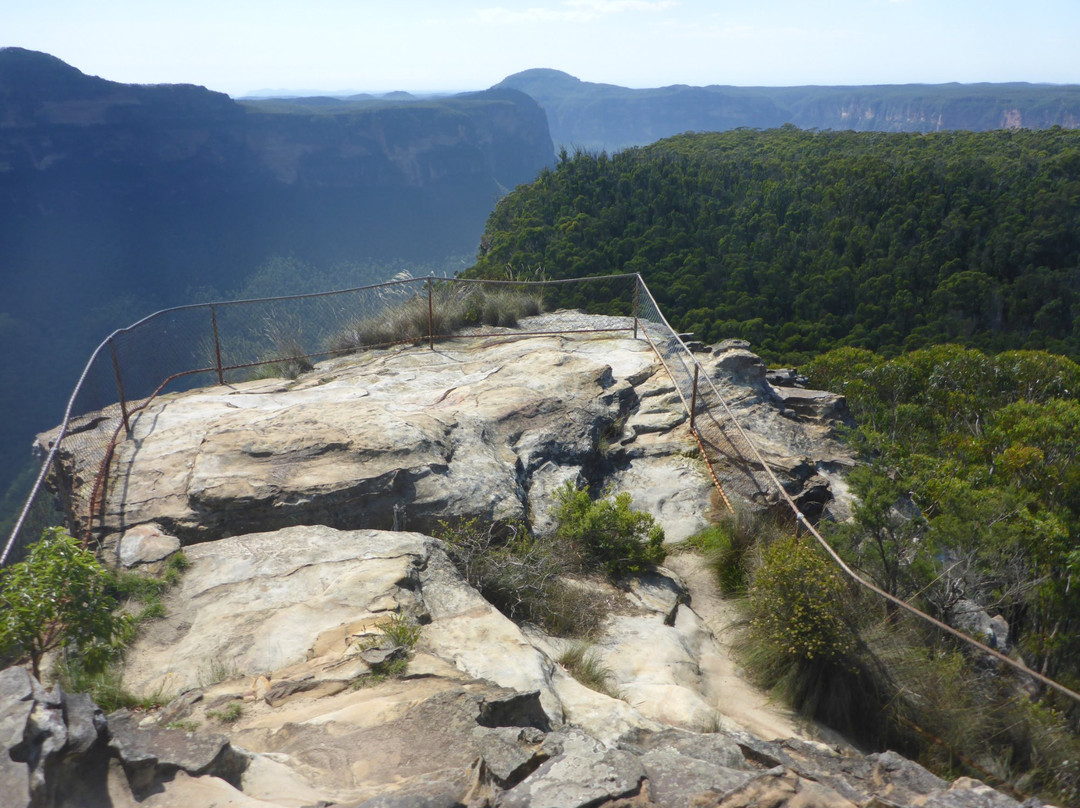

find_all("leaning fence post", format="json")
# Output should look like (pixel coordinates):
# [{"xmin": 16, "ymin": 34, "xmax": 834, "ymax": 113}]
[
  {"xmin": 427, "ymin": 277, "xmax": 435, "ymax": 350},
  {"xmin": 632, "ymin": 277, "xmax": 640, "ymax": 339},
  {"xmin": 689, "ymin": 363, "xmax": 699, "ymax": 432},
  {"xmin": 210, "ymin": 305, "xmax": 224, "ymax": 385},
  {"xmin": 109, "ymin": 338, "xmax": 131, "ymax": 432}
]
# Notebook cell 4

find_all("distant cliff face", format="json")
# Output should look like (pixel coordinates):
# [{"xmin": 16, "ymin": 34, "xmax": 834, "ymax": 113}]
[
  {"xmin": 0, "ymin": 49, "xmax": 553, "ymax": 301},
  {"xmin": 0, "ymin": 48, "xmax": 554, "ymax": 504},
  {"xmin": 496, "ymin": 68, "xmax": 1080, "ymax": 151}
]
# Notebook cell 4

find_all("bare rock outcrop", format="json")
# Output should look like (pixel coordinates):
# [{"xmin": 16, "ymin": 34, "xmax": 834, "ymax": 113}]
[{"xmin": 42, "ymin": 326, "xmax": 854, "ymax": 551}]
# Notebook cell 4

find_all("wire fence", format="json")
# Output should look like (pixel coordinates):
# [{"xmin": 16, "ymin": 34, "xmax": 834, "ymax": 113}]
[{"xmin": 6, "ymin": 271, "xmax": 1079, "ymax": 773}]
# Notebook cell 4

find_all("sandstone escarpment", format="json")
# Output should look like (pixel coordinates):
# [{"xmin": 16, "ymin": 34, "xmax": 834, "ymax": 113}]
[{"xmin": 12, "ymin": 324, "xmax": 1031, "ymax": 806}]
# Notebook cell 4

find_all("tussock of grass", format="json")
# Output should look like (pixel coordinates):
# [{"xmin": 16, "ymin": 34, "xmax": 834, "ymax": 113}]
[
  {"xmin": 207, "ymin": 702, "xmax": 244, "ymax": 724},
  {"xmin": 55, "ymin": 658, "xmax": 171, "ymax": 712},
  {"xmin": 686, "ymin": 509, "xmax": 776, "ymax": 596},
  {"xmin": 558, "ymin": 642, "xmax": 620, "ymax": 698},
  {"xmin": 327, "ymin": 283, "xmax": 543, "ymax": 353},
  {"xmin": 378, "ymin": 612, "xmax": 422, "ymax": 649}
]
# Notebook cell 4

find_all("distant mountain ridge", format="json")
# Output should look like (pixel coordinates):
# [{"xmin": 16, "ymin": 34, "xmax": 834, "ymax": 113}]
[{"xmin": 495, "ymin": 68, "xmax": 1080, "ymax": 151}]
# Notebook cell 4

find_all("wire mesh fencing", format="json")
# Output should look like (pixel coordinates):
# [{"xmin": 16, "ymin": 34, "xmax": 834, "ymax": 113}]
[{"xmin": 1, "ymin": 274, "xmax": 639, "ymax": 566}]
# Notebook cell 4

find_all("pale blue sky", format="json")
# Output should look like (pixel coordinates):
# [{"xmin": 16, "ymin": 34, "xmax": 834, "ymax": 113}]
[{"xmin": 6, "ymin": 0, "xmax": 1079, "ymax": 96}]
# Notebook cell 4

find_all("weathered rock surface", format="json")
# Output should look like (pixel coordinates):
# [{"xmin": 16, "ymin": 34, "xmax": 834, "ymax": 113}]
[
  {"xmin": 3, "ymin": 652, "xmax": 1032, "ymax": 807},
  {"xmin": 43, "ymin": 327, "xmax": 855, "ymax": 549},
  {"xmin": 696, "ymin": 339, "xmax": 856, "ymax": 519},
  {"xmin": 13, "ymin": 325, "xmax": 1028, "ymax": 806}
]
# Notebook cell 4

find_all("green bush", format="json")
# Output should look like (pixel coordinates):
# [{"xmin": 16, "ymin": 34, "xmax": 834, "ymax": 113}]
[
  {"xmin": 0, "ymin": 527, "xmax": 133, "ymax": 679},
  {"xmin": 741, "ymin": 534, "xmax": 884, "ymax": 737},
  {"xmin": 748, "ymin": 535, "xmax": 853, "ymax": 665},
  {"xmin": 552, "ymin": 482, "xmax": 666, "ymax": 577}
]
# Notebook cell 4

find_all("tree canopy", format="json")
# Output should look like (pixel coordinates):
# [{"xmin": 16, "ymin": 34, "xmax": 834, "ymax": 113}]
[{"xmin": 468, "ymin": 126, "xmax": 1080, "ymax": 364}]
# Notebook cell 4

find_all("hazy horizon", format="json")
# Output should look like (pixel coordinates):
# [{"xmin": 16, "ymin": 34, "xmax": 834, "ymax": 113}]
[{"xmin": 5, "ymin": 1, "xmax": 1079, "ymax": 98}]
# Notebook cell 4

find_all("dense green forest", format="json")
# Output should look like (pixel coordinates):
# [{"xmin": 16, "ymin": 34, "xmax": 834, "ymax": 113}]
[
  {"xmin": 801, "ymin": 346, "xmax": 1080, "ymax": 801},
  {"xmin": 467, "ymin": 126, "xmax": 1080, "ymax": 364}
]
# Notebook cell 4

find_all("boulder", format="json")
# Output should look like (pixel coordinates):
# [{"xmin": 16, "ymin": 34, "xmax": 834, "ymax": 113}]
[
  {"xmin": 948, "ymin": 599, "xmax": 1012, "ymax": 652},
  {"xmin": 116, "ymin": 523, "xmax": 181, "ymax": 568}
]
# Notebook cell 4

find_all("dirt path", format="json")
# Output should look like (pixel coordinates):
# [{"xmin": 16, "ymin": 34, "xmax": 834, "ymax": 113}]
[{"xmin": 666, "ymin": 551, "xmax": 808, "ymax": 742}]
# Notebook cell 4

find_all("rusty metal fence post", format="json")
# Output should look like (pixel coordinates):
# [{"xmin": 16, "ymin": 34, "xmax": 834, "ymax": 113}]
[
  {"xmin": 632, "ymin": 276, "xmax": 640, "ymax": 339},
  {"xmin": 210, "ymin": 305, "xmax": 225, "ymax": 385},
  {"xmin": 427, "ymin": 277, "xmax": 435, "ymax": 350},
  {"xmin": 689, "ymin": 363, "xmax": 699, "ymax": 432},
  {"xmin": 109, "ymin": 338, "xmax": 131, "ymax": 432}
]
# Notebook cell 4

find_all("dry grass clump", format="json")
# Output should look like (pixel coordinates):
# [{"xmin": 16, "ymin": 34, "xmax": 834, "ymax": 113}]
[
  {"xmin": 327, "ymin": 282, "xmax": 542, "ymax": 353},
  {"xmin": 557, "ymin": 642, "xmax": 620, "ymax": 698}
]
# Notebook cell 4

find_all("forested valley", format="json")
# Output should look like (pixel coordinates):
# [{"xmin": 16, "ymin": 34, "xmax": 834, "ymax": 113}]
[
  {"xmin": 465, "ymin": 127, "xmax": 1080, "ymax": 801},
  {"xmin": 470, "ymin": 126, "xmax": 1080, "ymax": 363}
]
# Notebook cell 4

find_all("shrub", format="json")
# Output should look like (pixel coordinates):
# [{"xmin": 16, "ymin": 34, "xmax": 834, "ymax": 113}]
[
  {"xmin": 0, "ymin": 527, "xmax": 133, "ymax": 679},
  {"xmin": 749, "ymin": 535, "xmax": 853, "ymax": 664},
  {"xmin": 742, "ymin": 534, "xmax": 882, "ymax": 736},
  {"xmin": 552, "ymin": 482, "xmax": 666, "ymax": 577}
]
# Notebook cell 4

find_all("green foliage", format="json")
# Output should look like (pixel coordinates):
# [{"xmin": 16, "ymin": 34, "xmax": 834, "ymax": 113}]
[
  {"xmin": 748, "ymin": 536, "xmax": 854, "ymax": 664},
  {"xmin": 743, "ymin": 534, "xmax": 892, "ymax": 744},
  {"xmin": 686, "ymin": 509, "xmax": 777, "ymax": 595},
  {"xmin": 0, "ymin": 527, "xmax": 133, "ymax": 679},
  {"xmin": 165, "ymin": 720, "xmax": 201, "ymax": 732},
  {"xmin": 552, "ymin": 482, "xmax": 666, "ymax": 576},
  {"xmin": 54, "ymin": 655, "xmax": 170, "ymax": 713},
  {"xmin": 797, "ymin": 344, "xmax": 1080, "ymax": 802},
  {"xmin": 43, "ymin": 546, "xmax": 187, "ymax": 708},
  {"xmin": 378, "ymin": 612, "xmax": 422, "ymax": 650},
  {"xmin": 466, "ymin": 128, "xmax": 1080, "ymax": 363},
  {"xmin": 351, "ymin": 613, "xmax": 422, "ymax": 687},
  {"xmin": 806, "ymin": 346, "xmax": 1080, "ymax": 683},
  {"xmin": 207, "ymin": 702, "xmax": 244, "ymax": 724}
]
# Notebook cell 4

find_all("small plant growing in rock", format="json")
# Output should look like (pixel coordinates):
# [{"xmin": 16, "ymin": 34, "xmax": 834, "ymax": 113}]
[
  {"xmin": 557, "ymin": 642, "xmax": 620, "ymax": 699},
  {"xmin": 552, "ymin": 482, "xmax": 666, "ymax": 577},
  {"xmin": 0, "ymin": 527, "xmax": 133, "ymax": 679},
  {"xmin": 207, "ymin": 702, "xmax": 244, "ymax": 724},
  {"xmin": 352, "ymin": 612, "xmax": 421, "ymax": 688},
  {"xmin": 165, "ymin": 720, "xmax": 200, "ymax": 732},
  {"xmin": 379, "ymin": 612, "xmax": 422, "ymax": 649}
]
